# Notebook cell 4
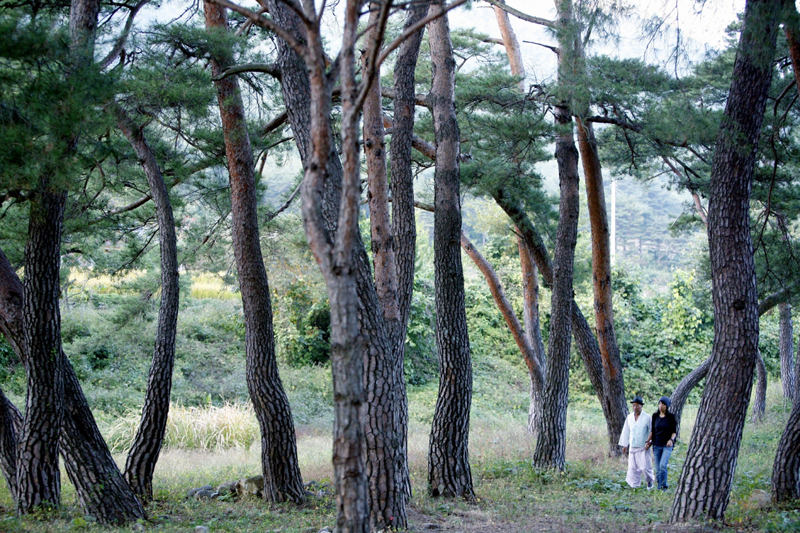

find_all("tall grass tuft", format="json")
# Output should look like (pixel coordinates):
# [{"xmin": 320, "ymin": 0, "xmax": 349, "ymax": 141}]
[{"xmin": 105, "ymin": 403, "xmax": 259, "ymax": 452}]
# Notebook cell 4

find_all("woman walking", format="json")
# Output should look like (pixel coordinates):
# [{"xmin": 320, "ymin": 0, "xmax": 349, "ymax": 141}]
[{"xmin": 646, "ymin": 396, "xmax": 677, "ymax": 491}]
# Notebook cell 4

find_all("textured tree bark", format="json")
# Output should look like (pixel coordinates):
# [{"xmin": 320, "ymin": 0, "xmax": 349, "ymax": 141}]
[
  {"xmin": 751, "ymin": 350, "xmax": 767, "ymax": 422},
  {"xmin": 360, "ymin": 2, "xmax": 410, "ymax": 527},
  {"xmin": 16, "ymin": 180, "xmax": 67, "ymax": 514},
  {"xmin": 772, "ymin": 388, "xmax": 800, "ymax": 502},
  {"xmin": 114, "ymin": 106, "xmax": 180, "ymax": 502},
  {"xmin": 518, "ymin": 237, "xmax": 547, "ymax": 435},
  {"xmin": 427, "ymin": 0, "xmax": 474, "ymax": 500},
  {"xmin": 532, "ymin": 103, "xmax": 580, "ymax": 471},
  {"xmin": 204, "ymin": 1, "xmax": 305, "ymax": 504},
  {"xmin": 670, "ymin": 356, "xmax": 711, "ymax": 439},
  {"xmin": 576, "ymin": 117, "xmax": 627, "ymax": 456},
  {"xmin": 670, "ymin": 0, "xmax": 782, "ymax": 521},
  {"xmin": 0, "ymin": 249, "xmax": 145, "ymax": 523},
  {"xmin": 779, "ymin": 303, "xmax": 795, "ymax": 400}
]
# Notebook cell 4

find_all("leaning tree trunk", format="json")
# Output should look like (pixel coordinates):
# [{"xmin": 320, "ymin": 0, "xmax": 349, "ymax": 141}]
[
  {"xmin": 670, "ymin": 0, "xmax": 782, "ymax": 522},
  {"xmin": 751, "ymin": 349, "xmax": 767, "ymax": 422},
  {"xmin": 460, "ymin": 233, "xmax": 545, "ymax": 404},
  {"xmin": 576, "ymin": 117, "xmax": 627, "ymax": 456},
  {"xmin": 427, "ymin": 0, "xmax": 474, "ymax": 500},
  {"xmin": 115, "ymin": 106, "xmax": 180, "ymax": 502},
  {"xmin": 205, "ymin": 1, "xmax": 305, "ymax": 504},
  {"xmin": 532, "ymin": 103, "xmax": 580, "ymax": 471},
  {"xmin": 518, "ymin": 237, "xmax": 547, "ymax": 435},
  {"xmin": 779, "ymin": 302, "xmax": 795, "ymax": 400},
  {"xmin": 670, "ymin": 356, "xmax": 711, "ymax": 439},
  {"xmin": 491, "ymin": 191, "xmax": 610, "ymax": 433},
  {"xmin": 0, "ymin": 249, "xmax": 144, "ymax": 522}
]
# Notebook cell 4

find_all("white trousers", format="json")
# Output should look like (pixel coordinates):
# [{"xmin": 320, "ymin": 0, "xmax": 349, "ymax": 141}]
[{"xmin": 626, "ymin": 446, "xmax": 656, "ymax": 488}]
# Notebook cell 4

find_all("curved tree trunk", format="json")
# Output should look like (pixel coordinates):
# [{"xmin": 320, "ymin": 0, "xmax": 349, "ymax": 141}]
[
  {"xmin": 670, "ymin": 356, "xmax": 711, "ymax": 439},
  {"xmin": 576, "ymin": 117, "xmax": 627, "ymax": 456},
  {"xmin": 0, "ymin": 249, "xmax": 144, "ymax": 523},
  {"xmin": 670, "ymin": 0, "xmax": 782, "ymax": 521},
  {"xmin": 779, "ymin": 303, "xmax": 795, "ymax": 400},
  {"xmin": 491, "ymin": 191, "xmax": 611, "ymax": 435},
  {"xmin": 532, "ymin": 103, "xmax": 580, "ymax": 471},
  {"xmin": 772, "ymin": 390, "xmax": 800, "ymax": 502},
  {"xmin": 205, "ymin": 1, "xmax": 305, "ymax": 504},
  {"xmin": 427, "ymin": 0, "xmax": 474, "ymax": 500},
  {"xmin": 114, "ymin": 106, "xmax": 180, "ymax": 502},
  {"xmin": 751, "ymin": 350, "xmax": 767, "ymax": 422},
  {"xmin": 461, "ymin": 233, "xmax": 545, "ymax": 397}
]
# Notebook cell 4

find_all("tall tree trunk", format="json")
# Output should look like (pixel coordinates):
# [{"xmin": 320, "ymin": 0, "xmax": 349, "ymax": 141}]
[
  {"xmin": 386, "ymin": 0, "xmax": 428, "ymax": 514},
  {"xmin": 780, "ymin": 302, "xmax": 795, "ymax": 400},
  {"xmin": 670, "ymin": 0, "xmax": 782, "ymax": 521},
  {"xmin": 752, "ymin": 350, "xmax": 767, "ymax": 422},
  {"xmin": 518, "ymin": 237, "xmax": 547, "ymax": 435},
  {"xmin": 204, "ymin": 1, "xmax": 305, "ymax": 504},
  {"xmin": 576, "ymin": 117, "xmax": 627, "ymax": 456},
  {"xmin": 427, "ymin": 0, "xmax": 474, "ymax": 500},
  {"xmin": 361, "ymin": 2, "xmax": 410, "ymax": 527},
  {"xmin": 0, "ymin": 249, "xmax": 144, "ymax": 522},
  {"xmin": 114, "ymin": 106, "xmax": 180, "ymax": 502},
  {"xmin": 492, "ymin": 0, "xmax": 525, "ymax": 91},
  {"xmin": 16, "ymin": 181, "xmax": 67, "ymax": 514},
  {"xmin": 532, "ymin": 103, "xmax": 580, "ymax": 471}
]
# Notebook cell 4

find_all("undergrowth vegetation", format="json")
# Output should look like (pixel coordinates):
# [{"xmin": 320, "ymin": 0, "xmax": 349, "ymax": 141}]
[{"xmin": 0, "ymin": 264, "xmax": 796, "ymax": 531}]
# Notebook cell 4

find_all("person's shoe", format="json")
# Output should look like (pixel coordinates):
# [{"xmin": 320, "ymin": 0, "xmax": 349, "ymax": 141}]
[{"xmin": 647, "ymin": 482, "xmax": 654, "ymax": 490}]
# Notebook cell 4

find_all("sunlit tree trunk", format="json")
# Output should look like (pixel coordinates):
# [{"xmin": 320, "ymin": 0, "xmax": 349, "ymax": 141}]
[
  {"xmin": 576, "ymin": 117, "xmax": 627, "ymax": 455},
  {"xmin": 670, "ymin": 0, "xmax": 782, "ymax": 521},
  {"xmin": 427, "ymin": 0, "xmax": 474, "ymax": 499},
  {"xmin": 204, "ymin": 1, "xmax": 305, "ymax": 504}
]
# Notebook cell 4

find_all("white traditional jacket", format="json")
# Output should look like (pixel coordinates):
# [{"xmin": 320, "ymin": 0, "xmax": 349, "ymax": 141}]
[{"xmin": 618, "ymin": 411, "xmax": 652, "ymax": 449}]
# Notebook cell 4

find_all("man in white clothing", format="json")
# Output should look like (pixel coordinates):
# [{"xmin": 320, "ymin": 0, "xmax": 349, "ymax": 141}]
[{"xmin": 618, "ymin": 396, "xmax": 655, "ymax": 489}]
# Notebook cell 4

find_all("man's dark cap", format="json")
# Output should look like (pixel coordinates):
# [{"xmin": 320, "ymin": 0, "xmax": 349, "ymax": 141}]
[{"xmin": 631, "ymin": 395, "xmax": 644, "ymax": 405}]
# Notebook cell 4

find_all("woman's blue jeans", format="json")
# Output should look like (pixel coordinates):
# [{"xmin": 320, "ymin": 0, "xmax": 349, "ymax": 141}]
[{"xmin": 652, "ymin": 445, "xmax": 673, "ymax": 490}]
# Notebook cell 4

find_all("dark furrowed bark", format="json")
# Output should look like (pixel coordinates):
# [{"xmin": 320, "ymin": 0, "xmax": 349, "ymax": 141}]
[
  {"xmin": 532, "ymin": 103, "xmax": 580, "ymax": 471},
  {"xmin": 16, "ymin": 182, "xmax": 67, "ymax": 514},
  {"xmin": 670, "ymin": 0, "xmax": 782, "ymax": 521},
  {"xmin": 0, "ymin": 249, "xmax": 144, "ymax": 523},
  {"xmin": 427, "ymin": 0, "xmax": 474, "ymax": 500},
  {"xmin": 114, "ymin": 106, "xmax": 180, "ymax": 502},
  {"xmin": 205, "ymin": 2, "xmax": 305, "ymax": 504}
]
